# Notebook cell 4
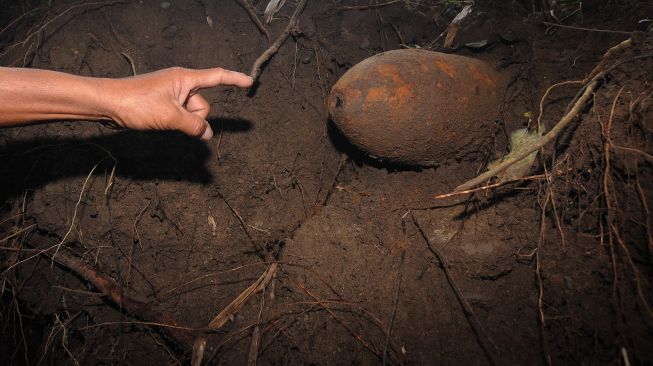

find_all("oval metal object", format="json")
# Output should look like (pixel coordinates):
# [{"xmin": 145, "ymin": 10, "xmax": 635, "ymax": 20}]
[{"xmin": 328, "ymin": 49, "xmax": 506, "ymax": 166}]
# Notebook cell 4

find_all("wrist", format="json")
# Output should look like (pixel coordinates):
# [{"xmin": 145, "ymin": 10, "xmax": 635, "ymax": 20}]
[{"xmin": 91, "ymin": 77, "xmax": 123, "ymax": 124}]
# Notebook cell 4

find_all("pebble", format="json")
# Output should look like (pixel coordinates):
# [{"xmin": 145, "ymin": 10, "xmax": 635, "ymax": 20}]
[
  {"xmin": 359, "ymin": 38, "xmax": 370, "ymax": 49},
  {"xmin": 160, "ymin": 1, "xmax": 171, "ymax": 9},
  {"xmin": 564, "ymin": 276, "xmax": 574, "ymax": 290}
]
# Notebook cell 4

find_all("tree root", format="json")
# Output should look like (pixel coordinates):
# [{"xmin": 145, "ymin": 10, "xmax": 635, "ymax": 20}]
[
  {"xmin": 30, "ymin": 234, "xmax": 195, "ymax": 350},
  {"xmin": 249, "ymin": 0, "xmax": 307, "ymax": 82},
  {"xmin": 454, "ymin": 37, "xmax": 645, "ymax": 193}
]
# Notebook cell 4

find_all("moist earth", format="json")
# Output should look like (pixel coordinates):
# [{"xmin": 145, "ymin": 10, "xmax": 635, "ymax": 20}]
[{"xmin": 1, "ymin": 1, "xmax": 653, "ymax": 365}]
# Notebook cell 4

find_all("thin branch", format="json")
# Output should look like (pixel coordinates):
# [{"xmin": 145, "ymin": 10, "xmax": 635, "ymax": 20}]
[{"xmin": 250, "ymin": 0, "xmax": 307, "ymax": 82}]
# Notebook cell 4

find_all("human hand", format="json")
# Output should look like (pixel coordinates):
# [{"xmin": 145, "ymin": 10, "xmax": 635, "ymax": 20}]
[{"xmin": 101, "ymin": 67, "xmax": 253, "ymax": 140}]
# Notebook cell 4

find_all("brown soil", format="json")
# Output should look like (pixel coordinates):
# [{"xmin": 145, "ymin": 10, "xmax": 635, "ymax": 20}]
[{"xmin": 1, "ymin": 1, "xmax": 653, "ymax": 365}]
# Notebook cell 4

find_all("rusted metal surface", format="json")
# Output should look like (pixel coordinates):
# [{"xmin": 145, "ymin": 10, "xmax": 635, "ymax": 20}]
[{"xmin": 328, "ymin": 49, "xmax": 507, "ymax": 166}]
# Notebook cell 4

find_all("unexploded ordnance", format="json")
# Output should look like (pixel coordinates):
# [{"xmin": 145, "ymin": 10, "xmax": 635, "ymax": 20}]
[{"xmin": 328, "ymin": 49, "xmax": 507, "ymax": 166}]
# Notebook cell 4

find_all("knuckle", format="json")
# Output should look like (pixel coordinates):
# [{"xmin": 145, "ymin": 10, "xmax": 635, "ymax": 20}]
[
  {"xmin": 213, "ymin": 67, "xmax": 225, "ymax": 82},
  {"xmin": 168, "ymin": 66, "xmax": 186, "ymax": 77}
]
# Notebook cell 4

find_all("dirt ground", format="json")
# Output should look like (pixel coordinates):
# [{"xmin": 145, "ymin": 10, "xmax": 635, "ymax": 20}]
[{"xmin": 1, "ymin": 0, "xmax": 653, "ymax": 365}]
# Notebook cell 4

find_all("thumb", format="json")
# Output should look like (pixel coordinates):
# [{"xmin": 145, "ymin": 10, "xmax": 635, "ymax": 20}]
[{"xmin": 176, "ymin": 110, "xmax": 213, "ymax": 140}]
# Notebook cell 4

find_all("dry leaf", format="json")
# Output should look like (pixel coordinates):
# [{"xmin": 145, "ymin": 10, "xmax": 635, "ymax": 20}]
[
  {"xmin": 264, "ymin": 0, "xmax": 287, "ymax": 24},
  {"xmin": 207, "ymin": 213, "xmax": 217, "ymax": 237},
  {"xmin": 486, "ymin": 127, "xmax": 545, "ymax": 183},
  {"xmin": 444, "ymin": 5, "xmax": 472, "ymax": 48}
]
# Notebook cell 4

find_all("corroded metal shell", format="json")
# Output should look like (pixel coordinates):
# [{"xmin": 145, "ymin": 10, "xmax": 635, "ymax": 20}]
[{"xmin": 328, "ymin": 49, "xmax": 506, "ymax": 166}]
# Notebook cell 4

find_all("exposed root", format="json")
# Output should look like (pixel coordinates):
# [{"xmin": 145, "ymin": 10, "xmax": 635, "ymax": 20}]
[
  {"xmin": 120, "ymin": 52, "xmax": 137, "ymax": 76},
  {"xmin": 249, "ymin": 0, "xmax": 307, "ymax": 82},
  {"xmin": 246, "ymin": 287, "xmax": 266, "ymax": 366},
  {"xmin": 289, "ymin": 276, "xmax": 395, "ymax": 363},
  {"xmin": 0, "ymin": 1, "xmax": 126, "ymax": 62},
  {"xmin": 536, "ymin": 185, "xmax": 553, "ymax": 366},
  {"xmin": 542, "ymin": 21, "xmax": 631, "ymax": 35},
  {"xmin": 52, "ymin": 161, "xmax": 102, "ymax": 264},
  {"xmin": 29, "ymin": 235, "xmax": 195, "ymax": 349},
  {"xmin": 383, "ymin": 249, "xmax": 405, "ymax": 366},
  {"xmin": 412, "ymin": 213, "xmax": 500, "ymax": 366},
  {"xmin": 339, "ymin": 0, "xmax": 402, "ymax": 11},
  {"xmin": 600, "ymin": 87, "xmax": 653, "ymax": 321},
  {"xmin": 455, "ymin": 78, "xmax": 599, "ymax": 192},
  {"xmin": 454, "ymin": 38, "xmax": 649, "ymax": 193}
]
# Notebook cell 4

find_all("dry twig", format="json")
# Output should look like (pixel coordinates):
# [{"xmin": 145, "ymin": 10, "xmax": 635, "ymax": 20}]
[
  {"xmin": 191, "ymin": 337, "xmax": 207, "ymax": 366},
  {"xmin": 208, "ymin": 263, "xmax": 278, "ymax": 329}
]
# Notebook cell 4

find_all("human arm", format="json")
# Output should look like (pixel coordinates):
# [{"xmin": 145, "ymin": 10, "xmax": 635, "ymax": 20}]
[{"xmin": 0, "ymin": 66, "xmax": 253, "ymax": 140}]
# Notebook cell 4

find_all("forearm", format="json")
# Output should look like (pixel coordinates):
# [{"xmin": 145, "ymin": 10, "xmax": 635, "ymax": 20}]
[
  {"xmin": 0, "ymin": 67, "xmax": 111, "ymax": 126},
  {"xmin": 0, "ymin": 66, "xmax": 252, "ymax": 139}
]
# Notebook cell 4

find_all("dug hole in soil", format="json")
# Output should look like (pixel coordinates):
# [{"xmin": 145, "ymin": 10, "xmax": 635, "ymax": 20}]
[{"xmin": 1, "ymin": 0, "xmax": 653, "ymax": 365}]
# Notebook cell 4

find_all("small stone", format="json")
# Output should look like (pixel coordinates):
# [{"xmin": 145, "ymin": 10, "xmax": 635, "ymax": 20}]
[
  {"xmin": 359, "ymin": 38, "xmax": 370, "ymax": 49},
  {"xmin": 564, "ymin": 276, "xmax": 574, "ymax": 290},
  {"xmin": 160, "ymin": 1, "xmax": 171, "ymax": 9},
  {"xmin": 301, "ymin": 54, "xmax": 312, "ymax": 64}
]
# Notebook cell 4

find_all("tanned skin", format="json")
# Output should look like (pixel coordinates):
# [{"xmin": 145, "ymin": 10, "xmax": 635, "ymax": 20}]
[{"xmin": 0, "ymin": 66, "xmax": 253, "ymax": 140}]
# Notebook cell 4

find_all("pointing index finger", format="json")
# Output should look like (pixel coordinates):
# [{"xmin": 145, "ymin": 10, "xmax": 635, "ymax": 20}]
[{"xmin": 191, "ymin": 67, "xmax": 253, "ymax": 89}]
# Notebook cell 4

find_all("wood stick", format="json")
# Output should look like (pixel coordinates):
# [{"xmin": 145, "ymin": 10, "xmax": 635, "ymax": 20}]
[
  {"xmin": 249, "ymin": 0, "xmax": 307, "ymax": 82},
  {"xmin": 208, "ymin": 263, "xmax": 278, "ymax": 329}
]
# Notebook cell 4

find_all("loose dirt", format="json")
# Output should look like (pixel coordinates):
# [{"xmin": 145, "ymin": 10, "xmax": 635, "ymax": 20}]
[{"xmin": 1, "ymin": 1, "xmax": 652, "ymax": 365}]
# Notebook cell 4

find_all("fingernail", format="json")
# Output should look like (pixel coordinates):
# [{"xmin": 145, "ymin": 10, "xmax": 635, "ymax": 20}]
[{"xmin": 201, "ymin": 126, "xmax": 213, "ymax": 140}]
